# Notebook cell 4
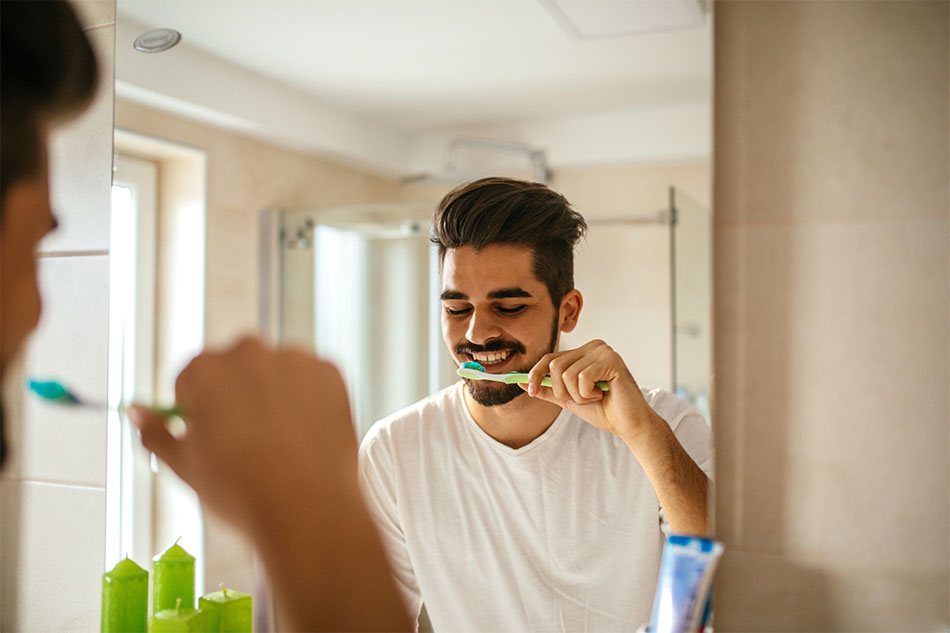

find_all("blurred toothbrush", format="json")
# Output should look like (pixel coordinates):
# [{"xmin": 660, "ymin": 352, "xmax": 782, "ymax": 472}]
[
  {"xmin": 27, "ymin": 379, "xmax": 182, "ymax": 418},
  {"xmin": 456, "ymin": 361, "xmax": 610, "ymax": 391}
]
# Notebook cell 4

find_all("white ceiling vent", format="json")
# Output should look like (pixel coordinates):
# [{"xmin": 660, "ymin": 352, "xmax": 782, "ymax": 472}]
[{"xmin": 541, "ymin": 0, "xmax": 705, "ymax": 39}]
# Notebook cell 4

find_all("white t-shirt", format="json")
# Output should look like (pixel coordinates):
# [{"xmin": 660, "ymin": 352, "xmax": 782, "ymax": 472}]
[{"xmin": 358, "ymin": 382, "xmax": 713, "ymax": 633}]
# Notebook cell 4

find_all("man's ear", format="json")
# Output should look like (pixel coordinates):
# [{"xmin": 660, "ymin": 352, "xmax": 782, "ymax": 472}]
[{"xmin": 558, "ymin": 289, "xmax": 583, "ymax": 333}]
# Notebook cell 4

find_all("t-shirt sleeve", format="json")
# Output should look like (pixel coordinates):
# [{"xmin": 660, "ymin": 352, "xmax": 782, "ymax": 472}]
[
  {"xmin": 670, "ymin": 408, "xmax": 714, "ymax": 481},
  {"xmin": 647, "ymin": 389, "xmax": 714, "ymax": 480},
  {"xmin": 358, "ymin": 428, "xmax": 424, "ymax": 624}
]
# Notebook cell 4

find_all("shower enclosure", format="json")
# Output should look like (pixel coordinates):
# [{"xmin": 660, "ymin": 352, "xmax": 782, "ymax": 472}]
[{"xmin": 259, "ymin": 187, "xmax": 711, "ymax": 437}]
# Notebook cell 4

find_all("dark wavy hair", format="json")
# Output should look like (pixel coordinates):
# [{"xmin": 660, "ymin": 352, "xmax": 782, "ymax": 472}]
[
  {"xmin": 431, "ymin": 177, "xmax": 588, "ymax": 307},
  {"xmin": 1, "ymin": 0, "xmax": 100, "ymax": 199}
]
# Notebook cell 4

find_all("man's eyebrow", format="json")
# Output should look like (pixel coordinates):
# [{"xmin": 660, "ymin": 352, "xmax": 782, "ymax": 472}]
[
  {"xmin": 440, "ymin": 288, "xmax": 533, "ymax": 300},
  {"xmin": 488, "ymin": 287, "xmax": 533, "ymax": 299}
]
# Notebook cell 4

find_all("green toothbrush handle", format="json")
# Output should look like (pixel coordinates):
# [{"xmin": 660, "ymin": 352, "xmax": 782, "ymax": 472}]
[
  {"xmin": 512, "ymin": 374, "xmax": 610, "ymax": 391},
  {"xmin": 148, "ymin": 405, "xmax": 183, "ymax": 418},
  {"xmin": 118, "ymin": 403, "xmax": 182, "ymax": 419},
  {"xmin": 540, "ymin": 376, "xmax": 610, "ymax": 391}
]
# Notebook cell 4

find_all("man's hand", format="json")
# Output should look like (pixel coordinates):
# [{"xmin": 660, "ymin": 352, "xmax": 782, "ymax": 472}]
[
  {"xmin": 128, "ymin": 337, "xmax": 412, "ymax": 631},
  {"xmin": 128, "ymin": 337, "xmax": 358, "ymax": 533},
  {"xmin": 522, "ymin": 339, "xmax": 662, "ymax": 442},
  {"xmin": 523, "ymin": 339, "xmax": 709, "ymax": 535}
]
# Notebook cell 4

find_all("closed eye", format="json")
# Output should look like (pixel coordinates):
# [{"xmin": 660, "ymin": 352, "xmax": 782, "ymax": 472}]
[
  {"xmin": 497, "ymin": 306, "xmax": 526, "ymax": 315},
  {"xmin": 445, "ymin": 306, "xmax": 472, "ymax": 316}
]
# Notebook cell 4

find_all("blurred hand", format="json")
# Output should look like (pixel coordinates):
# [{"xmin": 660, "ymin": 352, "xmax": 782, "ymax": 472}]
[
  {"xmin": 128, "ymin": 337, "xmax": 358, "ymax": 535},
  {"xmin": 129, "ymin": 338, "xmax": 412, "ymax": 631}
]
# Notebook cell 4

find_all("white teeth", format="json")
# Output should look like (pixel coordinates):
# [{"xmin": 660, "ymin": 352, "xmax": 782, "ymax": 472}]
[{"xmin": 471, "ymin": 350, "xmax": 512, "ymax": 364}]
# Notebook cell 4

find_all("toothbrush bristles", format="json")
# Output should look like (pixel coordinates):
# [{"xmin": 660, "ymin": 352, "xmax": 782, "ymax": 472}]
[{"xmin": 28, "ymin": 379, "xmax": 81, "ymax": 404}]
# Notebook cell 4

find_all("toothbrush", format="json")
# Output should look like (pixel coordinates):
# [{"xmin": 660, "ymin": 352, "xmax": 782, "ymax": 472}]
[
  {"xmin": 457, "ymin": 361, "xmax": 610, "ymax": 391},
  {"xmin": 27, "ymin": 379, "xmax": 182, "ymax": 418}
]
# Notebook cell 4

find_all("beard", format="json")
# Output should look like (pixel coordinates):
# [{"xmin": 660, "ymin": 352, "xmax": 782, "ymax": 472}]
[{"xmin": 460, "ymin": 311, "xmax": 561, "ymax": 407}]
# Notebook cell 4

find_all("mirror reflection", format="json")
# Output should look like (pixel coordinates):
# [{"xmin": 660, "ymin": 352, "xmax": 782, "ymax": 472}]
[{"xmin": 112, "ymin": 1, "xmax": 712, "ymax": 629}]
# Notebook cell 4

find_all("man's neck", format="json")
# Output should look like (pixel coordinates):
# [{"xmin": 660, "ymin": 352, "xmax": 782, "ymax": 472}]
[{"xmin": 462, "ymin": 387, "xmax": 563, "ymax": 450}]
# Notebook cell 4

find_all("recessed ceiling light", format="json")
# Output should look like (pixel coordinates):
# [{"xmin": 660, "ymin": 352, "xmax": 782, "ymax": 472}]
[{"xmin": 133, "ymin": 28, "xmax": 182, "ymax": 53}]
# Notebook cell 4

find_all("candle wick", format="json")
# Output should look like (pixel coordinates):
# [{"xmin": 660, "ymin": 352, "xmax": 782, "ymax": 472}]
[
  {"xmin": 176, "ymin": 597, "xmax": 181, "ymax": 612},
  {"xmin": 173, "ymin": 536, "xmax": 182, "ymax": 547},
  {"xmin": 220, "ymin": 583, "xmax": 228, "ymax": 597}
]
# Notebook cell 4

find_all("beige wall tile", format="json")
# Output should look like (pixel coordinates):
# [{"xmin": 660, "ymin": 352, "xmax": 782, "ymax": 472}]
[
  {"xmin": 70, "ymin": 0, "xmax": 115, "ymax": 29},
  {"xmin": 722, "ymin": 220, "xmax": 948, "ymax": 568},
  {"xmin": 0, "ymin": 480, "xmax": 106, "ymax": 632},
  {"xmin": 715, "ymin": 1, "xmax": 949, "ymax": 228},
  {"xmin": 45, "ymin": 25, "xmax": 115, "ymax": 254},
  {"xmin": 1, "ymin": 256, "xmax": 109, "ymax": 487},
  {"xmin": 711, "ymin": 225, "xmax": 747, "ymax": 542},
  {"xmin": 713, "ymin": 2, "xmax": 949, "ymax": 628},
  {"xmin": 715, "ymin": 548, "xmax": 949, "ymax": 631}
]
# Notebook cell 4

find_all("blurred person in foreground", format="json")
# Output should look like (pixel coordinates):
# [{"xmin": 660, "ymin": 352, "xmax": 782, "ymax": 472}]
[{"xmin": 0, "ymin": 3, "xmax": 409, "ymax": 630}]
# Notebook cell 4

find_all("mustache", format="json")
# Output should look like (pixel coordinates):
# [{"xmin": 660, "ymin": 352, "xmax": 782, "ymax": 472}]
[{"xmin": 456, "ymin": 340, "xmax": 526, "ymax": 356}]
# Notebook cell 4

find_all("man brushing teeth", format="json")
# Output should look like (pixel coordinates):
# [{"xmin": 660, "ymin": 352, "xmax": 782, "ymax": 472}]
[{"xmin": 358, "ymin": 177, "xmax": 713, "ymax": 633}]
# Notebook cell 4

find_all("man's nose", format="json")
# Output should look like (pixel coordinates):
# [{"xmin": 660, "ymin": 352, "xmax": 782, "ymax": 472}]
[{"xmin": 465, "ymin": 309, "xmax": 501, "ymax": 345}]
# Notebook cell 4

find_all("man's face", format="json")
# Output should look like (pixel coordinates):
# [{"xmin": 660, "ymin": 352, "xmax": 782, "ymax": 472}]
[
  {"xmin": 0, "ymin": 154, "xmax": 57, "ymax": 374},
  {"xmin": 441, "ymin": 244, "xmax": 579, "ymax": 407}
]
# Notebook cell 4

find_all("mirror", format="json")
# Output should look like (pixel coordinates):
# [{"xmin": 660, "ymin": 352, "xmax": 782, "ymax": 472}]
[
  {"xmin": 265, "ymin": 187, "xmax": 711, "ymax": 438},
  {"xmin": 112, "ymin": 1, "xmax": 712, "ymax": 628}
]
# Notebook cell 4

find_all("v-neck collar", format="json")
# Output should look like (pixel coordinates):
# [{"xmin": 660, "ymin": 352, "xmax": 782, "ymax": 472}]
[{"xmin": 453, "ymin": 382, "xmax": 571, "ymax": 457}]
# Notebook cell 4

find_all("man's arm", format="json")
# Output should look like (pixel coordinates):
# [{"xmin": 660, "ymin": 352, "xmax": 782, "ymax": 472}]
[
  {"xmin": 523, "ymin": 339, "xmax": 710, "ymax": 535},
  {"xmin": 619, "ymin": 410, "xmax": 709, "ymax": 535}
]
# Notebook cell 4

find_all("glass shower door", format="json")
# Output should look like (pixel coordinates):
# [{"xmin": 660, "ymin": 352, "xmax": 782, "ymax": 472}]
[
  {"xmin": 670, "ymin": 187, "xmax": 712, "ymax": 423},
  {"xmin": 268, "ymin": 205, "xmax": 458, "ymax": 439}
]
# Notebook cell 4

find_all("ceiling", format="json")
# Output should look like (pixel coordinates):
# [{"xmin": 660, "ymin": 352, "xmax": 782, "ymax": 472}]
[{"xmin": 117, "ymin": 0, "xmax": 711, "ymax": 133}]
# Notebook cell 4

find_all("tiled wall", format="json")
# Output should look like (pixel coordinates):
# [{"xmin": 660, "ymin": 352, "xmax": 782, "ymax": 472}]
[
  {"xmin": 713, "ymin": 1, "xmax": 949, "ymax": 630},
  {"xmin": 0, "ymin": 2, "xmax": 116, "ymax": 631}
]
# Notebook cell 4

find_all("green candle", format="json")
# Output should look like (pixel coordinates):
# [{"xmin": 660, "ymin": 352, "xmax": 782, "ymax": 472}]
[
  {"xmin": 100, "ymin": 557, "xmax": 148, "ymax": 633},
  {"xmin": 152, "ymin": 541, "xmax": 196, "ymax": 614},
  {"xmin": 149, "ymin": 598, "xmax": 208, "ymax": 633},
  {"xmin": 199, "ymin": 585, "xmax": 253, "ymax": 632}
]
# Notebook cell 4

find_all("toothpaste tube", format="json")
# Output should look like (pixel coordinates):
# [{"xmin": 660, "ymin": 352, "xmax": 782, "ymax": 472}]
[{"xmin": 648, "ymin": 535, "xmax": 724, "ymax": 633}]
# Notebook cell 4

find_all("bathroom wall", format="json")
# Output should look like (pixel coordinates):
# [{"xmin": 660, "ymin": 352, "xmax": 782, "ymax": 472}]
[
  {"xmin": 713, "ymin": 1, "xmax": 949, "ymax": 629},
  {"xmin": 114, "ymin": 100, "xmax": 405, "ymax": 349},
  {"xmin": 0, "ymin": 1, "xmax": 116, "ymax": 631}
]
